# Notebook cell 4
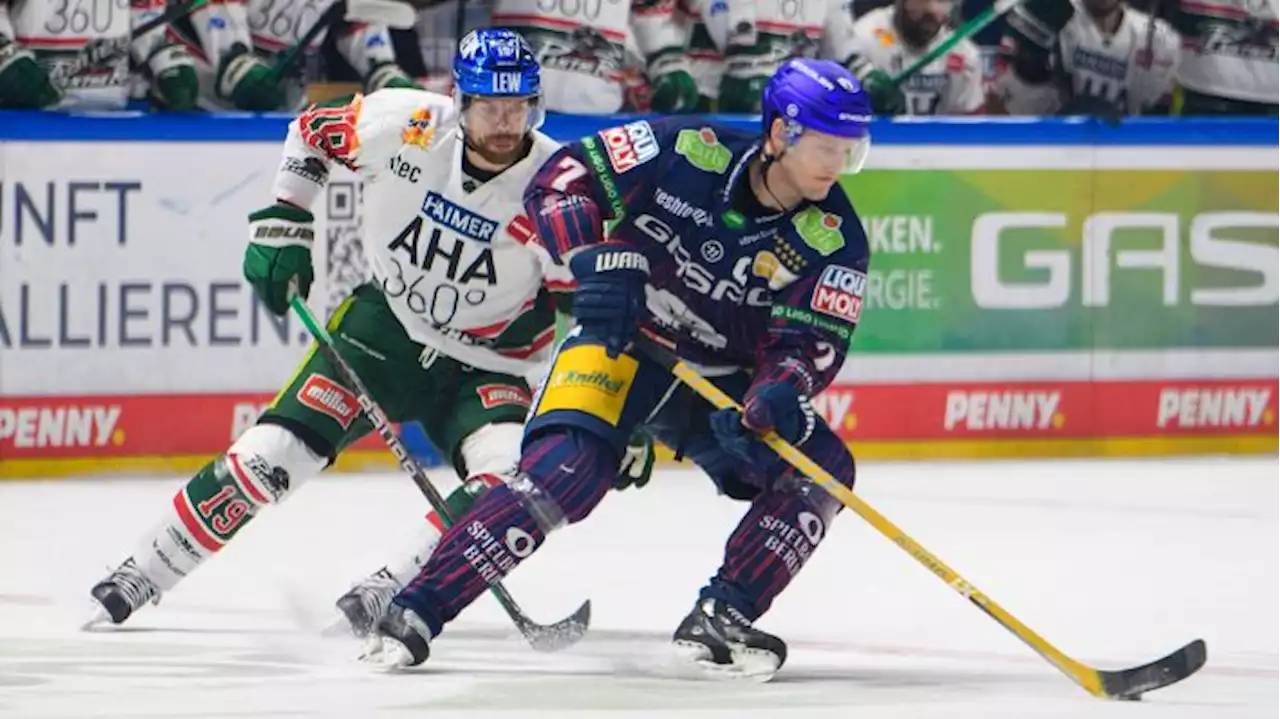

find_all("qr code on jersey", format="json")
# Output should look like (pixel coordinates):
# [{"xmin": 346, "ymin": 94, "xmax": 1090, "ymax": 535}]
[{"xmin": 321, "ymin": 178, "xmax": 370, "ymax": 319}]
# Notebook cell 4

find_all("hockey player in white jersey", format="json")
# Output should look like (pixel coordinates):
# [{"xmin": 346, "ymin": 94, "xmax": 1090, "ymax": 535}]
[
  {"xmin": 680, "ymin": 0, "xmax": 861, "ymax": 112},
  {"xmin": 85, "ymin": 29, "xmax": 656, "ymax": 636},
  {"xmin": 996, "ymin": 0, "xmax": 1180, "ymax": 116},
  {"xmin": 0, "ymin": 0, "xmax": 197, "ymax": 109},
  {"xmin": 161, "ymin": 0, "xmax": 418, "ymax": 111},
  {"xmin": 1172, "ymin": 0, "xmax": 1277, "ymax": 114},
  {"xmin": 490, "ymin": 0, "xmax": 699, "ymax": 114},
  {"xmin": 846, "ymin": 0, "xmax": 986, "ymax": 115}
]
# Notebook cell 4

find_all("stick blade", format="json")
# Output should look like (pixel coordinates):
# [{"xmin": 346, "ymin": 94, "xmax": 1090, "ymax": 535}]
[
  {"xmin": 1098, "ymin": 639, "xmax": 1207, "ymax": 700},
  {"xmin": 517, "ymin": 600, "xmax": 592, "ymax": 653}
]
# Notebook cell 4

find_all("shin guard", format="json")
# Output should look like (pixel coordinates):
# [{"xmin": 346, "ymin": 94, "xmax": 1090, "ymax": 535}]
[{"xmin": 393, "ymin": 428, "xmax": 617, "ymax": 636}]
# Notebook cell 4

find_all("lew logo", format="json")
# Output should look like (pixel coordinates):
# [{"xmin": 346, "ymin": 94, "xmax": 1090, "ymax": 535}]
[
  {"xmin": 477, "ymin": 384, "xmax": 532, "ymax": 409},
  {"xmin": 944, "ymin": 390, "xmax": 1063, "ymax": 431},
  {"xmin": 1156, "ymin": 387, "xmax": 1274, "ymax": 429},
  {"xmin": 297, "ymin": 375, "xmax": 360, "ymax": 428},
  {"xmin": 600, "ymin": 121, "xmax": 659, "ymax": 173},
  {"xmin": 811, "ymin": 265, "xmax": 866, "ymax": 323}
]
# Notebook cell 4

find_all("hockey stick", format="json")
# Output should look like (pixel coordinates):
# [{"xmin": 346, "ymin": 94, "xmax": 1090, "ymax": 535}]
[
  {"xmin": 634, "ymin": 335, "xmax": 1207, "ymax": 700},
  {"xmin": 268, "ymin": 0, "xmax": 418, "ymax": 82},
  {"xmin": 890, "ymin": 0, "xmax": 1030, "ymax": 86},
  {"xmin": 289, "ymin": 295, "xmax": 591, "ymax": 652}
]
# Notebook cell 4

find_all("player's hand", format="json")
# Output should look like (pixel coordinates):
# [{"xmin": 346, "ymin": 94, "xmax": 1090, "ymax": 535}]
[
  {"xmin": 146, "ymin": 44, "xmax": 199, "ymax": 111},
  {"xmin": 0, "ymin": 38, "xmax": 63, "ymax": 109},
  {"xmin": 568, "ymin": 243, "xmax": 649, "ymax": 359},
  {"xmin": 850, "ymin": 60, "xmax": 906, "ymax": 115},
  {"xmin": 217, "ymin": 44, "xmax": 286, "ymax": 111},
  {"xmin": 364, "ymin": 62, "xmax": 419, "ymax": 93},
  {"xmin": 245, "ymin": 203, "xmax": 315, "ymax": 315},
  {"xmin": 614, "ymin": 428, "xmax": 656, "ymax": 490},
  {"xmin": 718, "ymin": 46, "xmax": 768, "ymax": 113},
  {"xmin": 647, "ymin": 52, "xmax": 699, "ymax": 113},
  {"xmin": 711, "ymin": 382, "xmax": 816, "ymax": 464}
]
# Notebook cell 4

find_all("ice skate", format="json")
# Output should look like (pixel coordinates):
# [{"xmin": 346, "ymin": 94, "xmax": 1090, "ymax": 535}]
[
  {"xmin": 84, "ymin": 558, "xmax": 161, "ymax": 629},
  {"xmin": 335, "ymin": 567, "xmax": 401, "ymax": 638},
  {"xmin": 361, "ymin": 603, "xmax": 432, "ymax": 669},
  {"xmin": 672, "ymin": 598, "xmax": 788, "ymax": 682}
]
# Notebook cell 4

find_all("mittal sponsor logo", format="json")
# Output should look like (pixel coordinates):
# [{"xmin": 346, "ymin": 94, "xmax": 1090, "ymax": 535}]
[
  {"xmin": 943, "ymin": 390, "xmax": 1063, "ymax": 431},
  {"xmin": 970, "ymin": 211, "xmax": 1278, "ymax": 309},
  {"xmin": 0, "ymin": 404, "xmax": 124, "ymax": 449},
  {"xmin": 1156, "ymin": 386, "xmax": 1274, "ymax": 429}
]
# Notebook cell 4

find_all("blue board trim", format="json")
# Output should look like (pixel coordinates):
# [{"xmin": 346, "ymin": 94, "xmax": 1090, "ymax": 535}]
[{"xmin": 0, "ymin": 110, "xmax": 1274, "ymax": 145}]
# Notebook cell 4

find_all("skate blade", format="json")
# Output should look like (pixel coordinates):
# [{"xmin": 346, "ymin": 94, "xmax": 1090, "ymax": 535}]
[
  {"xmin": 357, "ymin": 635, "xmax": 417, "ymax": 671},
  {"xmin": 672, "ymin": 639, "xmax": 781, "ymax": 683},
  {"xmin": 80, "ymin": 601, "xmax": 118, "ymax": 632}
]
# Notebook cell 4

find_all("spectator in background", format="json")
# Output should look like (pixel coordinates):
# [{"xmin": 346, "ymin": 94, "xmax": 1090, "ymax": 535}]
[
  {"xmin": 995, "ymin": 0, "xmax": 1180, "ymax": 117},
  {"xmin": 0, "ymin": 0, "xmax": 196, "ymax": 110},
  {"xmin": 1170, "ymin": 0, "xmax": 1277, "ymax": 115},
  {"xmin": 846, "ymin": 0, "xmax": 986, "ymax": 114},
  {"xmin": 676, "ymin": 0, "xmax": 860, "ymax": 113},
  {"xmin": 158, "ymin": 0, "xmax": 418, "ymax": 111},
  {"xmin": 490, "ymin": 0, "xmax": 698, "ymax": 114}
]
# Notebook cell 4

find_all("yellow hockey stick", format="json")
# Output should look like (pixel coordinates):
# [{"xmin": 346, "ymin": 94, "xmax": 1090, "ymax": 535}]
[{"xmin": 634, "ymin": 336, "xmax": 1206, "ymax": 700}]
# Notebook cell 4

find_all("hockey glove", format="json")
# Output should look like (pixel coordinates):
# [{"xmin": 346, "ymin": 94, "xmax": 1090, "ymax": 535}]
[
  {"xmin": 647, "ymin": 51, "xmax": 699, "ymax": 113},
  {"xmin": 568, "ymin": 244, "xmax": 650, "ymax": 359},
  {"xmin": 145, "ymin": 44, "xmax": 199, "ymax": 111},
  {"xmin": 0, "ymin": 38, "xmax": 62, "ymax": 109},
  {"xmin": 849, "ymin": 59, "xmax": 906, "ymax": 115},
  {"xmin": 245, "ymin": 203, "xmax": 315, "ymax": 315},
  {"xmin": 364, "ymin": 62, "xmax": 418, "ymax": 92},
  {"xmin": 718, "ymin": 46, "xmax": 768, "ymax": 113},
  {"xmin": 614, "ymin": 428, "xmax": 656, "ymax": 491},
  {"xmin": 217, "ymin": 44, "xmax": 286, "ymax": 111},
  {"xmin": 711, "ymin": 382, "xmax": 816, "ymax": 465}
]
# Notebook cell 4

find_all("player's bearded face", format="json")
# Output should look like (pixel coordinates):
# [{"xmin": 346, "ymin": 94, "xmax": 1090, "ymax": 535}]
[
  {"xmin": 463, "ymin": 97, "xmax": 532, "ymax": 165},
  {"xmin": 778, "ymin": 131, "xmax": 858, "ymax": 201},
  {"xmin": 897, "ymin": 0, "xmax": 952, "ymax": 47}
]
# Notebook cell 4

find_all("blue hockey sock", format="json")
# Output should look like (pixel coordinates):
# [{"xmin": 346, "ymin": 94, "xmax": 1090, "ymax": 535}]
[{"xmin": 394, "ymin": 428, "xmax": 616, "ymax": 636}]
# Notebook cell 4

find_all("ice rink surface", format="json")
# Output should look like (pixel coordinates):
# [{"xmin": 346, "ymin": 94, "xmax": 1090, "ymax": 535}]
[{"xmin": 0, "ymin": 456, "xmax": 1275, "ymax": 719}]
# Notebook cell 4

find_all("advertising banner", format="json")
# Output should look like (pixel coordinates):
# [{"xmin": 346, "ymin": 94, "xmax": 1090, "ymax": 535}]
[
  {"xmin": 846, "ymin": 168, "xmax": 1278, "ymax": 356},
  {"xmin": 1, "ymin": 116, "xmax": 1276, "ymax": 473}
]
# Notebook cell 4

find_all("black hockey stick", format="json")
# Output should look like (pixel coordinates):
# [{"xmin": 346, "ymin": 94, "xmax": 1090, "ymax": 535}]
[
  {"xmin": 289, "ymin": 295, "xmax": 591, "ymax": 652},
  {"xmin": 634, "ymin": 334, "xmax": 1207, "ymax": 699}
]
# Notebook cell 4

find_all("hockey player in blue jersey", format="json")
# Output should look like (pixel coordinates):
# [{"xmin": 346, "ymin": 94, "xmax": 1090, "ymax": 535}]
[{"xmin": 366, "ymin": 57, "xmax": 874, "ymax": 681}]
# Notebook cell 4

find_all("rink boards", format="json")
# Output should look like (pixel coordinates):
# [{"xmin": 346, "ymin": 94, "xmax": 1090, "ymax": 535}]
[{"xmin": 0, "ymin": 115, "xmax": 1276, "ymax": 475}]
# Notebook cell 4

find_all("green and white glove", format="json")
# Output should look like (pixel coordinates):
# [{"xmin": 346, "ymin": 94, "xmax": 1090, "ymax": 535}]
[
  {"xmin": 217, "ymin": 43, "xmax": 286, "ymax": 111},
  {"xmin": 0, "ymin": 37, "xmax": 62, "ymax": 109},
  {"xmin": 145, "ymin": 44, "xmax": 198, "ymax": 111},
  {"xmin": 245, "ymin": 203, "xmax": 315, "ymax": 316},
  {"xmin": 717, "ymin": 45, "xmax": 770, "ymax": 113},
  {"xmin": 614, "ymin": 428, "xmax": 656, "ymax": 491},
  {"xmin": 646, "ymin": 51, "xmax": 699, "ymax": 113},
  {"xmin": 849, "ymin": 57, "xmax": 906, "ymax": 115},
  {"xmin": 364, "ymin": 62, "xmax": 418, "ymax": 92}
]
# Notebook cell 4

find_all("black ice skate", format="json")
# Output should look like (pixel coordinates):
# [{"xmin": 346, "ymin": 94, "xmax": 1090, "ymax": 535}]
[
  {"xmin": 84, "ymin": 558, "xmax": 160, "ymax": 628},
  {"xmin": 363, "ymin": 603, "xmax": 432, "ymax": 669},
  {"xmin": 672, "ymin": 598, "xmax": 788, "ymax": 682},
  {"xmin": 335, "ymin": 567, "xmax": 401, "ymax": 637}
]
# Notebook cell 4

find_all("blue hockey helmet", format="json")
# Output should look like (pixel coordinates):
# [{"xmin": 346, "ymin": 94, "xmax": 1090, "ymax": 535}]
[
  {"xmin": 761, "ymin": 58, "xmax": 873, "ymax": 173},
  {"xmin": 453, "ymin": 29, "xmax": 545, "ymax": 130}
]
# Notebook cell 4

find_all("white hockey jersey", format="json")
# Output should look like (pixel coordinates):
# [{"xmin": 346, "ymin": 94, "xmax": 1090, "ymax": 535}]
[
  {"xmin": 996, "ymin": 3, "xmax": 1180, "ymax": 115},
  {"xmin": 848, "ymin": 6, "xmax": 985, "ymax": 115},
  {"xmin": 171, "ymin": 0, "xmax": 403, "ymax": 110},
  {"xmin": 272, "ymin": 89, "xmax": 569, "ymax": 375},
  {"xmin": 0, "ymin": 0, "xmax": 176, "ymax": 108},
  {"xmin": 490, "ymin": 0, "xmax": 687, "ymax": 114},
  {"xmin": 682, "ymin": 0, "xmax": 860, "ymax": 102},
  {"xmin": 1176, "ymin": 0, "xmax": 1278, "ymax": 104}
]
